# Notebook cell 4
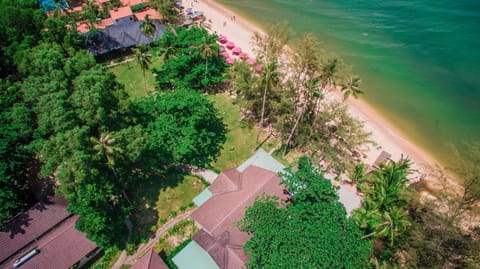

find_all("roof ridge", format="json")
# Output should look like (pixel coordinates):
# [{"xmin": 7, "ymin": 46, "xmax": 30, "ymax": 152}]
[
  {"xmin": 146, "ymin": 249, "xmax": 154, "ymax": 268},
  {"xmin": 210, "ymin": 167, "xmax": 276, "ymax": 233}
]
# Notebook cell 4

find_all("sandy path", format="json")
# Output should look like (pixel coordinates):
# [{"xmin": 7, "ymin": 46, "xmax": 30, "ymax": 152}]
[{"xmin": 183, "ymin": 0, "xmax": 450, "ymax": 184}]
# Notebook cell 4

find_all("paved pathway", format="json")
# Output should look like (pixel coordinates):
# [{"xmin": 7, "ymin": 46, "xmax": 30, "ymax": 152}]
[
  {"xmin": 111, "ymin": 211, "xmax": 192, "ymax": 269},
  {"xmin": 191, "ymin": 169, "xmax": 218, "ymax": 184}
]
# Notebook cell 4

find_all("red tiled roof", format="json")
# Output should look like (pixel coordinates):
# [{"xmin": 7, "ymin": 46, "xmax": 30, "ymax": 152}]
[
  {"xmin": 0, "ymin": 197, "xmax": 70, "ymax": 264},
  {"xmin": 135, "ymin": 8, "xmax": 162, "ymax": 21},
  {"xmin": 2, "ymin": 216, "xmax": 97, "ymax": 269},
  {"xmin": 191, "ymin": 166, "xmax": 288, "ymax": 269},
  {"xmin": 76, "ymin": 18, "xmax": 114, "ymax": 33},
  {"xmin": 76, "ymin": 21, "xmax": 90, "ymax": 33},
  {"xmin": 109, "ymin": 6, "xmax": 133, "ymax": 21},
  {"xmin": 121, "ymin": 0, "xmax": 146, "ymax": 6},
  {"xmin": 131, "ymin": 249, "xmax": 169, "ymax": 269}
]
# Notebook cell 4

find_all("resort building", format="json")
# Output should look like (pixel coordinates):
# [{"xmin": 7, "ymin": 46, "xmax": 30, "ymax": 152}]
[
  {"xmin": 131, "ymin": 249, "xmax": 169, "ymax": 269},
  {"xmin": 173, "ymin": 149, "xmax": 362, "ymax": 269},
  {"xmin": 68, "ymin": 0, "xmax": 164, "ymax": 56},
  {"xmin": 173, "ymin": 149, "xmax": 288, "ymax": 269},
  {"xmin": 0, "ymin": 197, "xmax": 99, "ymax": 269}
]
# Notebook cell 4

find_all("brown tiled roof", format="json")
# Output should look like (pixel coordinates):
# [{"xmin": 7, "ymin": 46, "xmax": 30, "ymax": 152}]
[
  {"xmin": 109, "ymin": 6, "xmax": 133, "ymax": 21},
  {"xmin": 0, "ymin": 196, "xmax": 70, "ymax": 264},
  {"xmin": 131, "ymin": 249, "xmax": 169, "ymax": 269},
  {"xmin": 191, "ymin": 165, "xmax": 288, "ymax": 269},
  {"xmin": 2, "ymin": 215, "xmax": 97, "ymax": 269},
  {"xmin": 135, "ymin": 8, "xmax": 162, "ymax": 21}
]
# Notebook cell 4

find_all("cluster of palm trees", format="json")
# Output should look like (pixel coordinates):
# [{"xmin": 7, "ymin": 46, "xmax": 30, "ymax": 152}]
[{"xmin": 353, "ymin": 158, "xmax": 412, "ymax": 247}]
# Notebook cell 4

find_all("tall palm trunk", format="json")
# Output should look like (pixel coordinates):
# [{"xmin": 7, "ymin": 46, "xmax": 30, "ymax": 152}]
[
  {"xmin": 111, "ymin": 166, "xmax": 133, "ymax": 207},
  {"xmin": 205, "ymin": 58, "xmax": 208, "ymax": 79},
  {"xmin": 255, "ymin": 74, "xmax": 269, "ymax": 148},
  {"xmin": 283, "ymin": 106, "xmax": 304, "ymax": 156},
  {"xmin": 143, "ymin": 69, "xmax": 147, "ymax": 92}
]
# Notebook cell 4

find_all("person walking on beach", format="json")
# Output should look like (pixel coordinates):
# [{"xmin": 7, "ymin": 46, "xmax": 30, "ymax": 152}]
[{"xmin": 223, "ymin": 21, "xmax": 226, "ymax": 27}]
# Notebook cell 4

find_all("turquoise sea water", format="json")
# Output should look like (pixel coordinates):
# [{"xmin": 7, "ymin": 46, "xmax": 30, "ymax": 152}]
[{"xmin": 217, "ymin": 0, "xmax": 480, "ymax": 165}]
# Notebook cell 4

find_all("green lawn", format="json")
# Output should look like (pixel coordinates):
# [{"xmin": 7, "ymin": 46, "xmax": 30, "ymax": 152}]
[
  {"xmin": 128, "ymin": 168, "xmax": 206, "ymax": 245},
  {"xmin": 208, "ymin": 94, "xmax": 258, "ymax": 170},
  {"xmin": 109, "ymin": 57, "xmax": 163, "ymax": 98}
]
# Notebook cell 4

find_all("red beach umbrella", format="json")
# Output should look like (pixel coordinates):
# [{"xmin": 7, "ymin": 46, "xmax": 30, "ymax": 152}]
[
  {"xmin": 226, "ymin": 57, "xmax": 235, "ymax": 65},
  {"xmin": 220, "ymin": 51, "xmax": 229, "ymax": 58},
  {"xmin": 219, "ymin": 35, "xmax": 227, "ymax": 44},
  {"xmin": 232, "ymin": 47, "xmax": 242, "ymax": 55},
  {"xmin": 226, "ymin": 41, "xmax": 235, "ymax": 50},
  {"xmin": 239, "ymin": 52, "xmax": 249, "ymax": 60}
]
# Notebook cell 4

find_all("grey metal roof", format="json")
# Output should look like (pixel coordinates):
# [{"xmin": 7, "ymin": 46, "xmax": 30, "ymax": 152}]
[
  {"xmin": 86, "ymin": 20, "xmax": 165, "ymax": 56},
  {"xmin": 236, "ymin": 148, "xmax": 285, "ymax": 174}
]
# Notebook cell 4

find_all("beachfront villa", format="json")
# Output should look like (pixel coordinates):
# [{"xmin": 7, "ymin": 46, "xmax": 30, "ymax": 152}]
[
  {"xmin": 172, "ymin": 149, "xmax": 362, "ymax": 269},
  {"xmin": 60, "ymin": 0, "xmax": 165, "ymax": 56}
]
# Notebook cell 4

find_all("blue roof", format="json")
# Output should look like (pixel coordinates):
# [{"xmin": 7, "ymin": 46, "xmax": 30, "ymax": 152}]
[
  {"xmin": 39, "ymin": 0, "xmax": 68, "ymax": 12},
  {"xmin": 172, "ymin": 241, "xmax": 219, "ymax": 269},
  {"xmin": 237, "ymin": 148, "xmax": 285, "ymax": 173}
]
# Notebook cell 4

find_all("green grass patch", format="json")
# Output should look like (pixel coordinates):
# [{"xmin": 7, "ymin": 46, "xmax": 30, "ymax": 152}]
[
  {"xmin": 154, "ymin": 219, "xmax": 198, "ymax": 264},
  {"xmin": 208, "ymin": 93, "xmax": 294, "ymax": 169},
  {"xmin": 208, "ymin": 93, "xmax": 257, "ymax": 170},
  {"xmin": 109, "ymin": 56, "xmax": 163, "ymax": 98},
  {"xmin": 129, "ymin": 167, "xmax": 206, "ymax": 245}
]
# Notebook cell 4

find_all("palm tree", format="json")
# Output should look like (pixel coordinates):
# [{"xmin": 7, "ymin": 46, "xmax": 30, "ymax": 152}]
[
  {"xmin": 255, "ymin": 60, "xmax": 281, "ymax": 147},
  {"xmin": 354, "ymin": 158, "xmax": 412, "ymax": 246},
  {"xmin": 140, "ymin": 14, "xmax": 156, "ymax": 38},
  {"xmin": 152, "ymin": 0, "xmax": 179, "ymax": 36},
  {"xmin": 349, "ymin": 163, "xmax": 367, "ymax": 185},
  {"xmin": 133, "ymin": 46, "xmax": 152, "ymax": 93},
  {"xmin": 91, "ymin": 132, "xmax": 123, "ymax": 167},
  {"xmin": 341, "ymin": 76, "xmax": 364, "ymax": 100},
  {"xmin": 194, "ymin": 16, "xmax": 211, "ymax": 30},
  {"xmin": 283, "ymin": 77, "xmax": 321, "ymax": 156},
  {"xmin": 198, "ymin": 35, "xmax": 218, "ymax": 80},
  {"xmin": 158, "ymin": 35, "xmax": 177, "ymax": 62},
  {"xmin": 90, "ymin": 132, "xmax": 132, "ymax": 206}
]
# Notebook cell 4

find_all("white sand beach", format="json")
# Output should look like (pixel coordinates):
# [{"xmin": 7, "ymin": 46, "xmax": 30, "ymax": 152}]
[{"xmin": 182, "ymin": 0, "xmax": 448, "ymax": 185}]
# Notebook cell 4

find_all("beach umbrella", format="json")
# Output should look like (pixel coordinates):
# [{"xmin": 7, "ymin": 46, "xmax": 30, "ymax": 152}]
[
  {"xmin": 220, "ymin": 51, "xmax": 229, "ymax": 58},
  {"xmin": 226, "ymin": 41, "xmax": 235, "ymax": 50},
  {"xmin": 232, "ymin": 47, "xmax": 242, "ymax": 55},
  {"xmin": 247, "ymin": 58, "xmax": 256, "ymax": 65},
  {"xmin": 226, "ymin": 57, "xmax": 235, "ymax": 65},
  {"xmin": 239, "ymin": 52, "xmax": 249, "ymax": 60},
  {"xmin": 255, "ymin": 64, "xmax": 263, "ymax": 72},
  {"xmin": 219, "ymin": 35, "xmax": 227, "ymax": 44}
]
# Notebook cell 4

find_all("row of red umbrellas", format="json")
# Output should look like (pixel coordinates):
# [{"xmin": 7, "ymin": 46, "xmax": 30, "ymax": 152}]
[{"xmin": 218, "ymin": 34, "xmax": 261, "ymax": 70}]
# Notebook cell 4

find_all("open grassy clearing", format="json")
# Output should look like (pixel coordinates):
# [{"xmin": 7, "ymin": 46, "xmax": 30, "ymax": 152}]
[
  {"xmin": 109, "ymin": 56, "xmax": 163, "ymax": 98},
  {"xmin": 129, "ymin": 168, "xmax": 207, "ymax": 245}
]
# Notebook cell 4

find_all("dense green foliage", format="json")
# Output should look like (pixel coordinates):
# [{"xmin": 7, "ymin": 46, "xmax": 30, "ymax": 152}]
[
  {"xmin": 154, "ymin": 27, "xmax": 226, "ymax": 91},
  {"xmin": 239, "ymin": 157, "xmax": 371, "ymax": 268},
  {"xmin": 0, "ymin": 34, "xmax": 226, "ymax": 248},
  {"xmin": 0, "ymin": 80, "xmax": 35, "ymax": 227},
  {"xmin": 135, "ymin": 89, "xmax": 227, "ymax": 168},
  {"xmin": 0, "ymin": 0, "xmax": 45, "ymax": 77}
]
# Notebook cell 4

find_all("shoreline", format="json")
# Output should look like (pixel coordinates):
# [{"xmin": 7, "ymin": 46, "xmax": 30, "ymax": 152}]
[{"xmin": 183, "ymin": 0, "xmax": 448, "ymax": 184}]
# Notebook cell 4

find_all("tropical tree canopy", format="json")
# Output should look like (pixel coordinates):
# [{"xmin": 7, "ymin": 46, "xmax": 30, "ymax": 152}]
[
  {"xmin": 238, "ymin": 157, "xmax": 371, "ymax": 268},
  {"xmin": 353, "ymin": 158, "xmax": 412, "ymax": 250},
  {"xmin": 153, "ymin": 27, "xmax": 226, "ymax": 91},
  {"xmin": 135, "ymin": 89, "xmax": 227, "ymax": 168}
]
